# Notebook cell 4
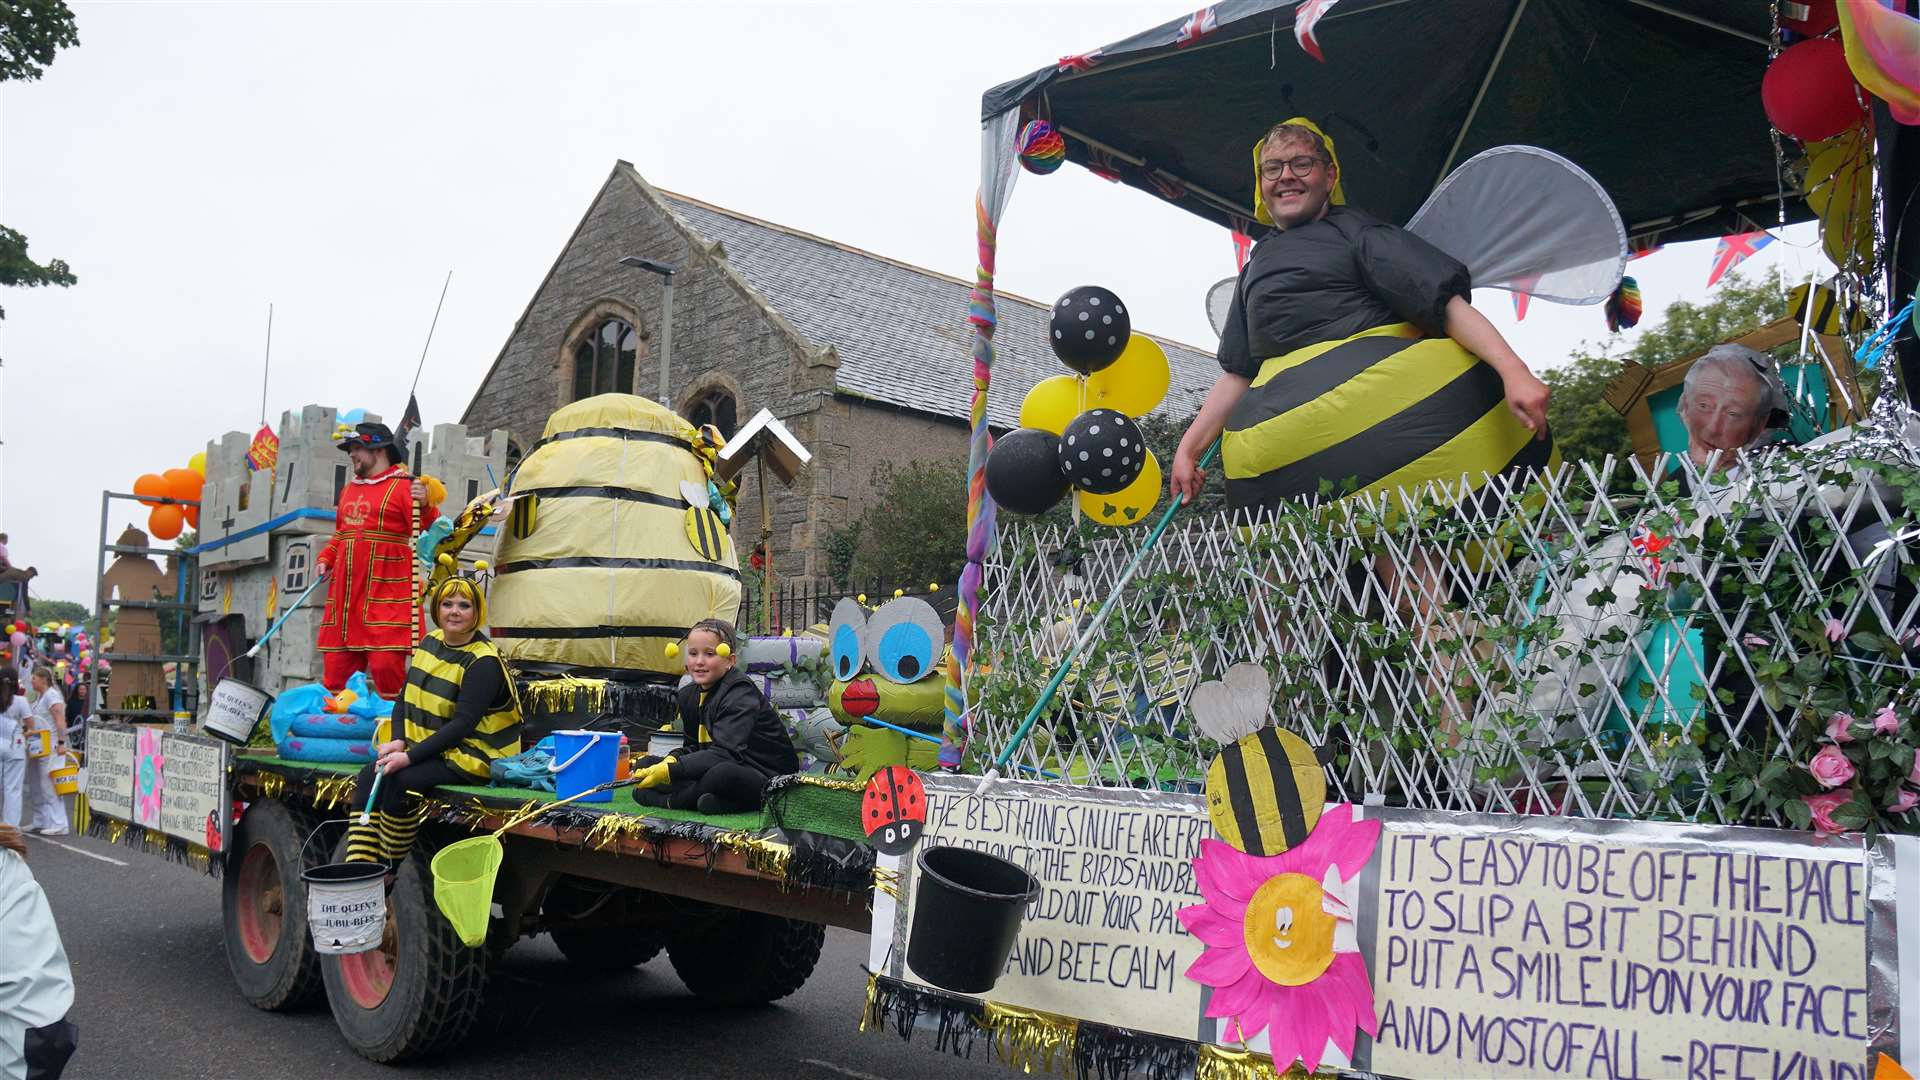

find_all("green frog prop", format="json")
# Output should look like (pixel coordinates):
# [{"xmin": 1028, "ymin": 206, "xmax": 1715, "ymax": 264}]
[{"xmin": 825, "ymin": 595, "xmax": 950, "ymax": 780}]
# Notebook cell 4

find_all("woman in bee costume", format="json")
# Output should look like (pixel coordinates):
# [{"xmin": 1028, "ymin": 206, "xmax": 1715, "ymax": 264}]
[
  {"xmin": 1170, "ymin": 118, "xmax": 1557, "ymax": 513},
  {"xmin": 344, "ymin": 576, "xmax": 522, "ymax": 868}
]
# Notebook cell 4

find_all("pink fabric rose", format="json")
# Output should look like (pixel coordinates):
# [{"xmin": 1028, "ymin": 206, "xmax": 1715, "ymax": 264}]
[
  {"xmin": 1802, "ymin": 790, "xmax": 1853, "ymax": 835},
  {"xmin": 1872, "ymin": 706, "xmax": 1900, "ymax": 737},
  {"xmin": 1825, "ymin": 712, "xmax": 1856, "ymax": 743},
  {"xmin": 1888, "ymin": 788, "xmax": 1920, "ymax": 815},
  {"xmin": 1824, "ymin": 617, "xmax": 1847, "ymax": 643},
  {"xmin": 1808, "ymin": 745, "xmax": 1856, "ymax": 788},
  {"xmin": 1741, "ymin": 634, "xmax": 1771, "ymax": 649}
]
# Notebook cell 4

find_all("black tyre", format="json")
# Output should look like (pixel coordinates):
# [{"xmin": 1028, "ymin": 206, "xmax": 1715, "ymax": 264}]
[
  {"xmin": 667, "ymin": 909, "xmax": 824, "ymax": 1005},
  {"xmin": 222, "ymin": 799, "xmax": 325, "ymax": 1011},
  {"xmin": 550, "ymin": 925, "xmax": 664, "ymax": 971},
  {"xmin": 319, "ymin": 836, "xmax": 489, "ymax": 1063}
]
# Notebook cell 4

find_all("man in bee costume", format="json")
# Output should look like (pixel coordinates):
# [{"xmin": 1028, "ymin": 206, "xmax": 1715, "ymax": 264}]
[
  {"xmin": 317, "ymin": 422, "xmax": 440, "ymax": 699},
  {"xmin": 344, "ymin": 576, "xmax": 522, "ymax": 867}
]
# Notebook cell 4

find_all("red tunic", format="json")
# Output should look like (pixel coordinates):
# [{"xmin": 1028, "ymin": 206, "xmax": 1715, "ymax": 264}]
[{"xmin": 317, "ymin": 467, "xmax": 440, "ymax": 653}]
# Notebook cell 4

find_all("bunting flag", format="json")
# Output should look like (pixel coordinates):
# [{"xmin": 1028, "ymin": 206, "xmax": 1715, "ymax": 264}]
[
  {"xmin": 246, "ymin": 425, "xmax": 279, "ymax": 471},
  {"xmin": 1510, "ymin": 274, "xmax": 1542, "ymax": 321},
  {"xmin": 1231, "ymin": 230, "xmax": 1253, "ymax": 270},
  {"xmin": 1706, "ymin": 232, "xmax": 1774, "ymax": 288},
  {"xmin": 1629, "ymin": 243, "xmax": 1664, "ymax": 261},
  {"xmin": 396, "ymin": 393, "xmax": 423, "ymax": 458},
  {"xmin": 1175, "ymin": 6, "xmax": 1218, "ymax": 46},
  {"xmin": 1294, "ymin": 0, "xmax": 1342, "ymax": 62}
]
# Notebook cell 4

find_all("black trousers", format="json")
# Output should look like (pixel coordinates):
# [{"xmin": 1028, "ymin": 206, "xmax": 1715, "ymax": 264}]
[
  {"xmin": 632, "ymin": 749, "xmax": 770, "ymax": 813},
  {"xmin": 351, "ymin": 757, "xmax": 468, "ymax": 814}
]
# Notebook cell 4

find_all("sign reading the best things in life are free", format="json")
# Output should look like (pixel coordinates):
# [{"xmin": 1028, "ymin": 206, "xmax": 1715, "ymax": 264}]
[
  {"xmin": 85, "ymin": 723, "xmax": 229, "ymax": 853},
  {"xmin": 1363, "ymin": 817, "xmax": 1872, "ymax": 1080}
]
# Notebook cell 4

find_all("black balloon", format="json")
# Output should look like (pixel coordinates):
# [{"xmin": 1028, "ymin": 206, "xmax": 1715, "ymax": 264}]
[
  {"xmin": 986, "ymin": 428, "xmax": 1071, "ymax": 514},
  {"xmin": 1057, "ymin": 409, "xmax": 1145, "ymax": 495},
  {"xmin": 1049, "ymin": 285, "xmax": 1130, "ymax": 374}
]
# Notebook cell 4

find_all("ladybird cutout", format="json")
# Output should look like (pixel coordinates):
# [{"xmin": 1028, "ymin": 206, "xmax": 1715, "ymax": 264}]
[
  {"xmin": 862, "ymin": 765, "xmax": 927, "ymax": 856},
  {"xmin": 1204, "ymin": 726, "xmax": 1327, "ymax": 857}
]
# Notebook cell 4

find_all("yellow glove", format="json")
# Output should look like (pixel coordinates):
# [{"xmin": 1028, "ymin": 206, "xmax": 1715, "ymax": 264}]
[{"xmin": 635, "ymin": 761, "xmax": 673, "ymax": 790}]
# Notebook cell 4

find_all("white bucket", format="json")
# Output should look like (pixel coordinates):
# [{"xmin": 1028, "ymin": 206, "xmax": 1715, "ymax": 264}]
[
  {"xmin": 205, "ymin": 679, "xmax": 273, "ymax": 745},
  {"xmin": 302, "ymin": 862, "xmax": 388, "ymax": 954}
]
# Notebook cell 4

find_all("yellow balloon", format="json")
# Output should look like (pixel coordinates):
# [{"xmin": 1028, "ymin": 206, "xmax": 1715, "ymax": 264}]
[
  {"xmin": 187, "ymin": 451, "xmax": 208, "ymax": 478},
  {"xmin": 1086, "ymin": 335, "xmax": 1170, "ymax": 417},
  {"xmin": 1077, "ymin": 450, "xmax": 1161, "ymax": 527},
  {"xmin": 1019, "ymin": 374, "xmax": 1085, "ymax": 435}
]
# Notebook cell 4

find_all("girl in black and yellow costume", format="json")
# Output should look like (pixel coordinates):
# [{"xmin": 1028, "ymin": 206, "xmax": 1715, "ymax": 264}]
[
  {"xmin": 344, "ymin": 576, "xmax": 522, "ymax": 867},
  {"xmin": 1171, "ymin": 118, "xmax": 1555, "ymax": 513},
  {"xmin": 632, "ymin": 619, "xmax": 798, "ymax": 815}
]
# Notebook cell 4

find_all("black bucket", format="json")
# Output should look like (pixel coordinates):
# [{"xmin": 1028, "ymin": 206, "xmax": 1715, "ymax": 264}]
[{"xmin": 906, "ymin": 845, "xmax": 1040, "ymax": 994}]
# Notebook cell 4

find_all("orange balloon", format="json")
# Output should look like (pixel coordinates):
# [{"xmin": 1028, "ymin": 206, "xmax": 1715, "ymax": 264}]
[
  {"xmin": 184, "ymin": 504, "xmax": 200, "ymax": 529},
  {"xmin": 134, "ymin": 473, "xmax": 167, "ymax": 508},
  {"xmin": 162, "ymin": 468, "xmax": 203, "ymax": 504},
  {"xmin": 149, "ymin": 505, "xmax": 185, "ymax": 541}
]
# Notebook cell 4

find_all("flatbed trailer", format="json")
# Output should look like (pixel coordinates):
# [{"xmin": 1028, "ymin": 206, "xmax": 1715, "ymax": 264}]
[{"xmin": 194, "ymin": 751, "xmax": 875, "ymax": 1061}]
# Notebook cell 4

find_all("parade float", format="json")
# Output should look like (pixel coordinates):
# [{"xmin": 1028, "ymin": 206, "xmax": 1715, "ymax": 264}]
[
  {"xmin": 61, "ymin": 1, "xmax": 1920, "ymax": 1075},
  {"xmin": 854, "ymin": 3, "xmax": 1920, "ymax": 1080}
]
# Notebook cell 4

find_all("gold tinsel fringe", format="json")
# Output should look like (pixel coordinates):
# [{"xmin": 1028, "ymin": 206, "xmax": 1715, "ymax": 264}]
[
  {"xmin": 859, "ymin": 970, "xmax": 882, "ymax": 1033},
  {"xmin": 312, "ymin": 775, "xmax": 356, "ymax": 811},
  {"xmin": 524, "ymin": 676, "xmax": 609, "ymax": 715},
  {"xmin": 713, "ymin": 829, "xmax": 793, "ymax": 881},
  {"xmin": 782, "ymin": 774, "xmax": 866, "ymax": 793},
  {"xmin": 103, "ymin": 818, "xmax": 129, "ymax": 845},
  {"xmin": 1195, "ymin": 1046, "xmax": 1288, "ymax": 1080},
  {"xmin": 983, "ymin": 1002, "xmax": 1078, "ymax": 1076},
  {"xmin": 584, "ymin": 813, "xmax": 653, "ymax": 851},
  {"xmin": 257, "ymin": 771, "xmax": 286, "ymax": 802},
  {"xmin": 872, "ymin": 866, "xmax": 902, "ymax": 901}
]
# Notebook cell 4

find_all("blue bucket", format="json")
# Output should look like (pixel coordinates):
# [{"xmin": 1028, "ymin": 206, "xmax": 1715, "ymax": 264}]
[{"xmin": 549, "ymin": 730, "xmax": 620, "ymax": 803}]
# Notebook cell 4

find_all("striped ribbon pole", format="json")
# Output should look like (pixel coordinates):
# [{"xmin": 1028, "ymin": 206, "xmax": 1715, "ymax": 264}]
[{"xmin": 940, "ymin": 193, "xmax": 1002, "ymax": 769}]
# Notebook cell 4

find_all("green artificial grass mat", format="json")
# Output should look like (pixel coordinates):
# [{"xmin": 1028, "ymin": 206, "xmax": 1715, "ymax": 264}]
[{"xmin": 238, "ymin": 753, "xmax": 867, "ymax": 842}]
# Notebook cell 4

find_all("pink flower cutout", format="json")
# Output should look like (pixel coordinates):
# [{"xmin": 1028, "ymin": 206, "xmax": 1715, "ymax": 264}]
[
  {"xmin": 1180, "ymin": 804, "xmax": 1382, "ymax": 1073},
  {"xmin": 1825, "ymin": 712, "xmax": 1856, "ymax": 744},
  {"xmin": 1824, "ymin": 617, "xmax": 1848, "ymax": 643},
  {"xmin": 1888, "ymin": 788, "xmax": 1919, "ymax": 816},
  {"xmin": 1872, "ymin": 707, "xmax": 1900, "ymax": 738},
  {"xmin": 1741, "ymin": 634, "xmax": 1771, "ymax": 649},
  {"xmin": 1802, "ymin": 790, "xmax": 1853, "ymax": 835},
  {"xmin": 1808, "ymin": 745, "xmax": 1856, "ymax": 788}
]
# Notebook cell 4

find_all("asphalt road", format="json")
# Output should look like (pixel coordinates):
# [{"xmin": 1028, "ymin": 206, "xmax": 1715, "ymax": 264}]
[{"xmin": 20, "ymin": 829, "xmax": 989, "ymax": 1080}]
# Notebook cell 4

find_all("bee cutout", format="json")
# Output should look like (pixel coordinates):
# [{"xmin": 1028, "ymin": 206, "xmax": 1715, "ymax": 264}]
[{"xmin": 1193, "ymin": 663, "xmax": 1328, "ymax": 856}]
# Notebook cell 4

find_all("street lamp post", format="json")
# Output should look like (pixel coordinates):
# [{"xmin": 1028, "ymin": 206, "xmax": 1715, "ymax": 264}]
[{"xmin": 619, "ymin": 256, "xmax": 678, "ymax": 406}]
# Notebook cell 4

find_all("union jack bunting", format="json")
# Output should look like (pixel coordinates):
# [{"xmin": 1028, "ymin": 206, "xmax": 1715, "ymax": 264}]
[
  {"xmin": 1294, "ymin": 0, "xmax": 1342, "ymax": 62},
  {"xmin": 1176, "ymin": 6, "xmax": 1218, "ymax": 46},
  {"xmin": 1057, "ymin": 48, "xmax": 1104, "ymax": 73},
  {"xmin": 1706, "ymin": 231, "xmax": 1773, "ymax": 288}
]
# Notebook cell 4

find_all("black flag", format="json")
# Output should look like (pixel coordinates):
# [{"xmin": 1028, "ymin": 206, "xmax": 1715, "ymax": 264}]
[{"xmin": 396, "ymin": 394, "xmax": 423, "ymax": 464}]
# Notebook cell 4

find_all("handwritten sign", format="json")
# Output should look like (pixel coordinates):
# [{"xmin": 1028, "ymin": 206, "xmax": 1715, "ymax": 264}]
[
  {"xmin": 86, "ymin": 725, "xmax": 137, "ymax": 823},
  {"xmin": 158, "ymin": 733, "xmax": 227, "ymax": 853},
  {"xmin": 888, "ymin": 775, "xmax": 1211, "ymax": 1040},
  {"xmin": 1366, "ymin": 822, "xmax": 1870, "ymax": 1080}
]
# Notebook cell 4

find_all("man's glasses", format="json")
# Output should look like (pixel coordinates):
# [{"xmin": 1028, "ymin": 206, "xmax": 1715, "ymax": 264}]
[{"xmin": 1259, "ymin": 156, "xmax": 1324, "ymax": 181}]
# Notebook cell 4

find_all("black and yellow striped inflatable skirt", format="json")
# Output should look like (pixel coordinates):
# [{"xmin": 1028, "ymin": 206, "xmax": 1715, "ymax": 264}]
[{"xmin": 1222, "ymin": 323, "xmax": 1556, "ymax": 515}]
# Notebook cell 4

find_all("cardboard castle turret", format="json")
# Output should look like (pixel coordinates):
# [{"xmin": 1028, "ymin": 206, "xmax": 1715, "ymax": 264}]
[{"xmin": 194, "ymin": 405, "xmax": 508, "ymax": 696}]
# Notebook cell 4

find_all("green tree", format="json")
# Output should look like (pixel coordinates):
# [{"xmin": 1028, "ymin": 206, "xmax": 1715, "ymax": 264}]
[
  {"xmin": 848, "ymin": 457, "xmax": 970, "ymax": 588},
  {"xmin": 1544, "ymin": 268, "xmax": 1789, "ymax": 464},
  {"xmin": 27, "ymin": 599, "xmax": 89, "ymax": 626},
  {"xmin": 0, "ymin": 0, "xmax": 80, "ymax": 319}
]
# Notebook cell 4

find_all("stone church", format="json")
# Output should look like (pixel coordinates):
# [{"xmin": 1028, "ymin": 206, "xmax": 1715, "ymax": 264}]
[{"xmin": 463, "ymin": 161, "xmax": 1217, "ymax": 585}]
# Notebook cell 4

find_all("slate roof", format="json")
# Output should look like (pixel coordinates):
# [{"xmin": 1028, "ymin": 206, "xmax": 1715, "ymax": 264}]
[{"xmin": 658, "ymin": 192, "xmax": 1217, "ymax": 429}]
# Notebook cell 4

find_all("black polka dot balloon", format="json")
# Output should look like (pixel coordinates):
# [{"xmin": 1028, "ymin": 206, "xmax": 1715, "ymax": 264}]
[
  {"xmin": 1057, "ymin": 409, "xmax": 1145, "ymax": 495},
  {"xmin": 1049, "ymin": 285, "xmax": 1130, "ymax": 375}
]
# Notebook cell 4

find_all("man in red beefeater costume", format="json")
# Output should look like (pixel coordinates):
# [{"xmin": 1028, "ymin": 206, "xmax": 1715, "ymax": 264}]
[{"xmin": 316, "ymin": 422, "xmax": 438, "ymax": 698}]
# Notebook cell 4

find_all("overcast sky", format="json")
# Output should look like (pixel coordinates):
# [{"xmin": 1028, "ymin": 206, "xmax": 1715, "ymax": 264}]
[{"xmin": 1, "ymin": 1, "xmax": 1828, "ymax": 609}]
